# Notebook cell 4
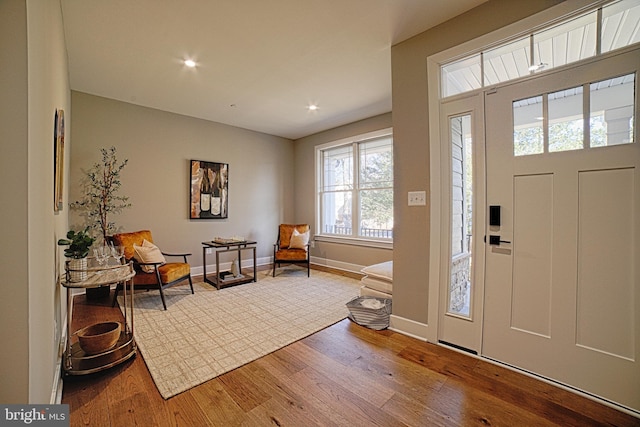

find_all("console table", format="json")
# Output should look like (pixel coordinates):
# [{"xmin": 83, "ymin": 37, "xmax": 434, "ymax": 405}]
[
  {"xmin": 202, "ymin": 240, "xmax": 257, "ymax": 289},
  {"xmin": 60, "ymin": 261, "xmax": 136, "ymax": 375}
]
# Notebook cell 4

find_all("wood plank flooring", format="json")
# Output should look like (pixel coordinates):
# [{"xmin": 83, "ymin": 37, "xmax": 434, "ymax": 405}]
[{"xmin": 62, "ymin": 271, "xmax": 638, "ymax": 426}]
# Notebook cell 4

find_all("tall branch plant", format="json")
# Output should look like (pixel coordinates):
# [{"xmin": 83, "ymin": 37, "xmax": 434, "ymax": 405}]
[{"xmin": 71, "ymin": 146, "xmax": 131, "ymax": 242}]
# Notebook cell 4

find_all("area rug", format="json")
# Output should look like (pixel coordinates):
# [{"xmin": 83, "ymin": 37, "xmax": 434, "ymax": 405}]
[{"xmin": 119, "ymin": 268, "xmax": 360, "ymax": 399}]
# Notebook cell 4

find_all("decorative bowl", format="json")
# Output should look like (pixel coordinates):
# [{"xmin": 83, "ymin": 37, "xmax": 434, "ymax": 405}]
[{"xmin": 77, "ymin": 321, "xmax": 121, "ymax": 355}]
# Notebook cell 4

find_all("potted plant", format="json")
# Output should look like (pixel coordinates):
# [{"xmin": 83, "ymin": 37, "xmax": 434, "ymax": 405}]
[
  {"xmin": 70, "ymin": 146, "xmax": 131, "ymax": 244},
  {"xmin": 58, "ymin": 228, "xmax": 95, "ymax": 282}
]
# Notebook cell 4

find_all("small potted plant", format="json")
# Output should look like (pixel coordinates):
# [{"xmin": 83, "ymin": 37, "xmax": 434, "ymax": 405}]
[{"xmin": 58, "ymin": 228, "xmax": 95, "ymax": 282}]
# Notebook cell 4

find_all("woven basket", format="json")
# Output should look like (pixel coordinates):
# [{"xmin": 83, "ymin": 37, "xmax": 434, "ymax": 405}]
[
  {"xmin": 66, "ymin": 258, "xmax": 88, "ymax": 282},
  {"xmin": 346, "ymin": 296, "xmax": 392, "ymax": 330}
]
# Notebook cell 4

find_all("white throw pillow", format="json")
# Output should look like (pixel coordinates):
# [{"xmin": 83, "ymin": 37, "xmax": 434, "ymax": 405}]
[
  {"xmin": 289, "ymin": 228, "xmax": 310, "ymax": 249},
  {"xmin": 133, "ymin": 239, "xmax": 166, "ymax": 273}
]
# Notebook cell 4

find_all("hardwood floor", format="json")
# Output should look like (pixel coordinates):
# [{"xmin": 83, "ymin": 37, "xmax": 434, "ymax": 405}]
[{"xmin": 62, "ymin": 272, "xmax": 638, "ymax": 426}]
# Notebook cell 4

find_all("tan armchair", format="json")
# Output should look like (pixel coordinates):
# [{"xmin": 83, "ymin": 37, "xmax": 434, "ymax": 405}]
[
  {"xmin": 110, "ymin": 230, "xmax": 194, "ymax": 310},
  {"xmin": 273, "ymin": 224, "xmax": 310, "ymax": 277}
]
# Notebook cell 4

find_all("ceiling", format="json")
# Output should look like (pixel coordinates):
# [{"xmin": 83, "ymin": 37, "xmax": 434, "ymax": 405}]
[{"xmin": 61, "ymin": 0, "xmax": 486, "ymax": 140}]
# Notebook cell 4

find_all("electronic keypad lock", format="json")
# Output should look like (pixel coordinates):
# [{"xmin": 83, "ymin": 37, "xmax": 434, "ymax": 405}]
[{"xmin": 489, "ymin": 205, "xmax": 501, "ymax": 226}]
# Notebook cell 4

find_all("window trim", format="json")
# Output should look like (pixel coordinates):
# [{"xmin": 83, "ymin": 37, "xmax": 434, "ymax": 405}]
[{"xmin": 315, "ymin": 127, "xmax": 393, "ymax": 248}]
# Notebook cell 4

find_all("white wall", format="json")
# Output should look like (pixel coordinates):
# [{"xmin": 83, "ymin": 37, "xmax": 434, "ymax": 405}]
[
  {"xmin": 69, "ymin": 92, "xmax": 294, "ymax": 271},
  {"xmin": 27, "ymin": 0, "xmax": 72, "ymax": 403},
  {"xmin": 0, "ymin": 0, "xmax": 71, "ymax": 403}
]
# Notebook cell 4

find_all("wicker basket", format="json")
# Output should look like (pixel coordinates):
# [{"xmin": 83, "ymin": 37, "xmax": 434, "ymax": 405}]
[{"xmin": 66, "ymin": 258, "xmax": 88, "ymax": 282}]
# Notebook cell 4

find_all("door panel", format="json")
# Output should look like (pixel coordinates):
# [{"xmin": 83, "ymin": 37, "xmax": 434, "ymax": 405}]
[
  {"xmin": 512, "ymin": 174, "xmax": 553, "ymax": 338},
  {"xmin": 483, "ymin": 49, "xmax": 640, "ymax": 411},
  {"xmin": 577, "ymin": 168, "xmax": 635, "ymax": 360}
]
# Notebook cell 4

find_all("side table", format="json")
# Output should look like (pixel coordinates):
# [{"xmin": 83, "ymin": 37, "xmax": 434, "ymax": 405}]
[
  {"xmin": 60, "ymin": 261, "xmax": 137, "ymax": 375},
  {"xmin": 202, "ymin": 240, "xmax": 257, "ymax": 289}
]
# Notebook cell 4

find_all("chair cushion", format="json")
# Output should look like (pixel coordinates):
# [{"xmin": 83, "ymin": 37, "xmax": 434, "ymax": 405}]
[
  {"xmin": 279, "ymin": 224, "xmax": 310, "ymax": 249},
  {"xmin": 133, "ymin": 262, "xmax": 191, "ymax": 285},
  {"xmin": 361, "ymin": 275, "xmax": 393, "ymax": 294},
  {"xmin": 133, "ymin": 240, "xmax": 166, "ymax": 273},
  {"xmin": 289, "ymin": 228, "xmax": 310, "ymax": 249},
  {"xmin": 361, "ymin": 261, "xmax": 393, "ymax": 282},
  {"xmin": 275, "ymin": 248, "xmax": 308, "ymax": 261},
  {"xmin": 112, "ymin": 230, "xmax": 154, "ymax": 261}
]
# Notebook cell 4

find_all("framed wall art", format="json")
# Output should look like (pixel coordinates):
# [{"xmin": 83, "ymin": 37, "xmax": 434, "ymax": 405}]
[
  {"xmin": 53, "ymin": 109, "xmax": 65, "ymax": 212},
  {"xmin": 190, "ymin": 160, "xmax": 228, "ymax": 219}
]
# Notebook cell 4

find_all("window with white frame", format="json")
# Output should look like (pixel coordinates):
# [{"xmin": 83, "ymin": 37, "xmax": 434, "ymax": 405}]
[{"xmin": 317, "ymin": 130, "xmax": 393, "ymax": 243}]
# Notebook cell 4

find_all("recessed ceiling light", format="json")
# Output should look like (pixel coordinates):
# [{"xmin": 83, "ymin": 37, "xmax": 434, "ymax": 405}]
[
  {"xmin": 308, "ymin": 104, "xmax": 318, "ymax": 111},
  {"xmin": 184, "ymin": 59, "xmax": 196, "ymax": 68}
]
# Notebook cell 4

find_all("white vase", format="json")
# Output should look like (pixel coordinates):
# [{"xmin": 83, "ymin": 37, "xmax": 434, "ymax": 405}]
[
  {"xmin": 67, "ymin": 257, "xmax": 88, "ymax": 282},
  {"xmin": 231, "ymin": 258, "xmax": 239, "ymax": 277}
]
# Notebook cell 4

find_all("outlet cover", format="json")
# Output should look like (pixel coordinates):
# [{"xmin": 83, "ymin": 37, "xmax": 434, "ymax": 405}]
[{"xmin": 408, "ymin": 191, "xmax": 426, "ymax": 206}]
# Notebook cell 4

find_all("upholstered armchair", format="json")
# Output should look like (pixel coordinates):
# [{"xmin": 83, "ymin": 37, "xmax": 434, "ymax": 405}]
[
  {"xmin": 110, "ymin": 230, "xmax": 194, "ymax": 310},
  {"xmin": 273, "ymin": 224, "xmax": 310, "ymax": 277}
]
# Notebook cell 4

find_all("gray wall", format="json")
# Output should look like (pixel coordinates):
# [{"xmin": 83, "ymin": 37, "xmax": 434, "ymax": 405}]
[
  {"xmin": 69, "ymin": 92, "xmax": 294, "ymax": 270},
  {"xmin": 390, "ymin": 0, "xmax": 565, "ymax": 325},
  {"xmin": 0, "ymin": 0, "xmax": 71, "ymax": 403}
]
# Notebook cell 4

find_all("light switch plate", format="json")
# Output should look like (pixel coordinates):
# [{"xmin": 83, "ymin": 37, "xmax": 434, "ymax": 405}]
[{"xmin": 408, "ymin": 190, "xmax": 426, "ymax": 206}]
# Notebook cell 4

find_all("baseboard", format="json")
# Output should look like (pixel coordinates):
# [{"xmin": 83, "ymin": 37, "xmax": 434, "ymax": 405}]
[
  {"xmin": 309, "ymin": 256, "xmax": 366, "ymax": 275},
  {"xmin": 191, "ymin": 256, "xmax": 272, "ymax": 278},
  {"xmin": 191, "ymin": 256, "xmax": 366, "ymax": 279},
  {"xmin": 51, "ymin": 322, "xmax": 67, "ymax": 404},
  {"xmin": 388, "ymin": 314, "xmax": 429, "ymax": 342}
]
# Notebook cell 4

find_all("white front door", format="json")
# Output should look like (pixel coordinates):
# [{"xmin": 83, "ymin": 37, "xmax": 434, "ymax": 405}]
[
  {"xmin": 483, "ymin": 49, "xmax": 640, "ymax": 411},
  {"xmin": 438, "ymin": 95, "xmax": 485, "ymax": 354}
]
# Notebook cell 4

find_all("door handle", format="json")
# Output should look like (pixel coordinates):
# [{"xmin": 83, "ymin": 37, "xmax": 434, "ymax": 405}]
[{"xmin": 487, "ymin": 235, "xmax": 511, "ymax": 245}]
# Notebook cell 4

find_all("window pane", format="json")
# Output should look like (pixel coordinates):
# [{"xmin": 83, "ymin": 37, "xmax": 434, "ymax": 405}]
[
  {"xmin": 533, "ymin": 12, "xmax": 597, "ymax": 72},
  {"xmin": 449, "ymin": 114, "xmax": 472, "ymax": 317},
  {"xmin": 359, "ymin": 189, "xmax": 393, "ymax": 239},
  {"xmin": 549, "ymin": 86, "xmax": 584, "ymax": 152},
  {"xmin": 590, "ymin": 73, "xmax": 635, "ymax": 147},
  {"xmin": 602, "ymin": 0, "xmax": 640, "ymax": 53},
  {"xmin": 359, "ymin": 137, "xmax": 393, "ymax": 189},
  {"xmin": 513, "ymin": 96, "xmax": 544, "ymax": 156},
  {"xmin": 322, "ymin": 191, "xmax": 352, "ymax": 235},
  {"xmin": 484, "ymin": 37, "xmax": 531, "ymax": 86},
  {"xmin": 322, "ymin": 145, "xmax": 352, "ymax": 191},
  {"xmin": 441, "ymin": 54, "xmax": 482, "ymax": 98}
]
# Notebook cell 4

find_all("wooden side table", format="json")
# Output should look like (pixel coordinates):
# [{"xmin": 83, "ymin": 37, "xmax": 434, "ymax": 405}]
[
  {"xmin": 202, "ymin": 240, "xmax": 257, "ymax": 289},
  {"xmin": 60, "ymin": 261, "xmax": 137, "ymax": 375}
]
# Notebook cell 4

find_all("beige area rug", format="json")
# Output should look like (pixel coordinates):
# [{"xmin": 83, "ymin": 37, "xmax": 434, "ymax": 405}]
[{"xmin": 119, "ymin": 268, "xmax": 360, "ymax": 399}]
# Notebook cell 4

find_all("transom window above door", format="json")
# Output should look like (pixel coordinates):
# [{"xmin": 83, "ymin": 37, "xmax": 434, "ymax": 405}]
[
  {"xmin": 513, "ymin": 72, "xmax": 635, "ymax": 156},
  {"xmin": 441, "ymin": 0, "xmax": 640, "ymax": 98}
]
